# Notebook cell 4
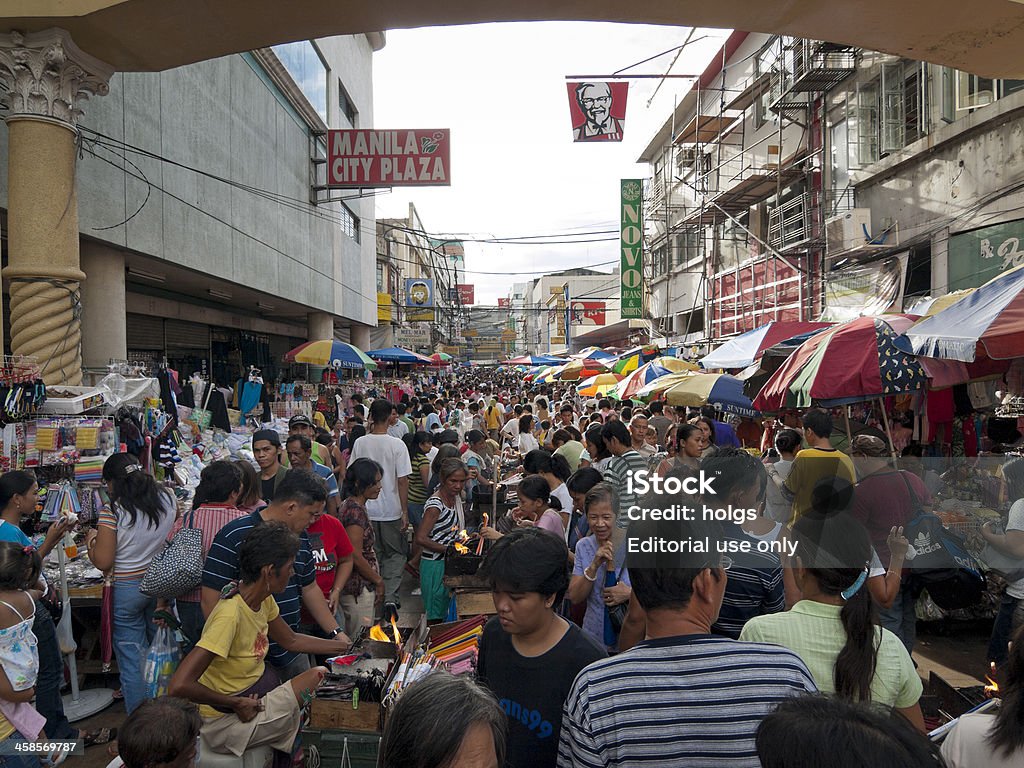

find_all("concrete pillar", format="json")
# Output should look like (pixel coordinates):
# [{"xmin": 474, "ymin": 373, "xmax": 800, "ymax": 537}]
[
  {"xmin": 350, "ymin": 323, "xmax": 371, "ymax": 351},
  {"xmin": 0, "ymin": 29, "xmax": 113, "ymax": 384},
  {"xmin": 307, "ymin": 311, "xmax": 335, "ymax": 341},
  {"xmin": 81, "ymin": 243, "xmax": 126, "ymax": 369}
]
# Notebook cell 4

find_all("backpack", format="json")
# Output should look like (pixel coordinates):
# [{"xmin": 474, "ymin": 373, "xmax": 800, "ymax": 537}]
[{"xmin": 900, "ymin": 474, "xmax": 986, "ymax": 611}]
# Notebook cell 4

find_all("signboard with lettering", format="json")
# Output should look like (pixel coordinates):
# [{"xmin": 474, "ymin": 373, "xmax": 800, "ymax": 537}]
[
  {"xmin": 327, "ymin": 130, "xmax": 451, "ymax": 187},
  {"xmin": 948, "ymin": 219, "xmax": 1024, "ymax": 290},
  {"xmin": 620, "ymin": 179, "xmax": 644, "ymax": 318},
  {"xmin": 405, "ymin": 278, "xmax": 435, "ymax": 322},
  {"xmin": 394, "ymin": 326, "xmax": 431, "ymax": 347},
  {"xmin": 457, "ymin": 284, "xmax": 475, "ymax": 305},
  {"xmin": 570, "ymin": 301, "xmax": 607, "ymax": 326},
  {"xmin": 501, "ymin": 330, "xmax": 517, "ymax": 341},
  {"xmin": 376, "ymin": 293, "xmax": 392, "ymax": 323}
]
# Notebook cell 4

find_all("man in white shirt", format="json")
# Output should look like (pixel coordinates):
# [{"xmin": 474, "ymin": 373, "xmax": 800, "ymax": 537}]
[
  {"xmin": 349, "ymin": 399, "xmax": 411, "ymax": 606},
  {"xmin": 386, "ymin": 407, "xmax": 409, "ymax": 440}
]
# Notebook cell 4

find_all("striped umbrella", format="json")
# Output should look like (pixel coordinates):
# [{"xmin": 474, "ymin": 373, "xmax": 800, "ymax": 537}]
[
  {"xmin": 661, "ymin": 373, "xmax": 757, "ymax": 417},
  {"xmin": 576, "ymin": 373, "xmax": 625, "ymax": 397},
  {"xmin": 613, "ymin": 358, "xmax": 699, "ymax": 400},
  {"xmin": 285, "ymin": 340, "xmax": 377, "ymax": 370},
  {"xmin": 895, "ymin": 265, "xmax": 1024, "ymax": 362}
]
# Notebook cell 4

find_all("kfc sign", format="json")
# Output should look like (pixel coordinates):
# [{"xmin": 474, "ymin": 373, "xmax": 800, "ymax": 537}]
[
  {"xmin": 570, "ymin": 301, "xmax": 607, "ymax": 326},
  {"xmin": 328, "ymin": 130, "xmax": 451, "ymax": 187},
  {"xmin": 457, "ymin": 284, "xmax": 475, "ymax": 305},
  {"xmin": 497, "ymin": 298, "xmax": 511, "ymax": 308},
  {"xmin": 567, "ymin": 82, "xmax": 628, "ymax": 142}
]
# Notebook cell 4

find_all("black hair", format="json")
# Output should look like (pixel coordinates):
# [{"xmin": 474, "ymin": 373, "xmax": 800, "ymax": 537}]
[
  {"xmin": 466, "ymin": 429, "xmax": 486, "ymax": 445},
  {"xmin": 118, "ymin": 697, "xmax": 202, "ymax": 768},
  {"xmin": 481, "ymin": 527, "xmax": 569, "ymax": 600},
  {"xmin": 396, "ymin": 402, "xmax": 408, "ymax": 415},
  {"xmin": 191, "ymin": 460, "xmax": 242, "ymax": 508},
  {"xmin": 518, "ymin": 413, "xmax": 533, "ymax": 434},
  {"xmin": 102, "ymin": 452, "xmax": 173, "ymax": 530},
  {"xmin": 537, "ymin": 398, "xmax": 548, "ymax": 410},
  {"xmin": 1002, "ymin": 457, "xmax": 1024, "ymax": 504},
  {"xmin": 379, "ymin": 671, "xmax": 507, "ymax": 768},
  {"xmin": 560, "ymin": 404, "xmax": 574, "ymax": 414},
  {"xmin": 601, "ymin": 419, "xmax": 630, "ymax": 448},
  {"xmin": 565, "ymin": 425, "xmax": 582, "ymax": 441},
  {"xmin": 518, "ymin": 474, "xmax": 561, "ymax": 511},
  {"xmin": 0, "ymin": 541, "xmax": 41, "ymax": 591},
  {"xmin": 803, "ymin": 409, "xmax": 834, "ymax": 440},
  {"xmin": 286, "ymin": 433, "xmax": 312, "ymax": 453},
  {"xmin": 523, "ymin": 449, "xmax": 571, "ymax": 482},
  {"xmin": 406, "ymin": 430, "xmax": 431, "ymax": 459},
  {"xmin": 621, "ymin": 407, "xmax": 634, "ymax": 423},
  {"xmin": 234, "ymin": 459, "xmax": 261, "ymax": 509},
  {"xmin": 273, "ymin": 469, "xmax": 328, "ymax": 506},
  {"xmin": 566, "ymin": 467, "xmax": 604, "ymax": 498},
  {"xmin": 342, "ymin": 457, "xmax": 383, "ymax": 499},
  {"xmin": 0, "ymin": 471, "xmax": 35, "ymax": 512},
  {"xmin": 700, "ymin": 447, "xmax": 766, "ymax": 502},
  {"xmin": 349, "ymin": 425, "xmax": 367, "ymax": 449},
  {"xmin": 369, "ymin": 398, "xmax": 394, "ymax": 425},
  {"xmin": 792, "ymin": 492, "xmax": 877, "ymax": 702},
  {"xmin": 584, "ymin": 426, "xmax": 611, "ymax": 462},
  {"xmin": 238, "ymin": 521, "xmax": 300, "ymax": 583},
  {"xmin": 775, "ymin": 428, "xmax": 803, "ymax": 455},
  {"xmin": 551, "ymin": 428, "xmax": 571, "ymax": 448},
  {"xmin": 315, "ymin": 429, "xmax": 332, "ymax": 446},
  {"xmin": 675, "ymin": 423, "xmax": 702, "ymax": 450},
  {"xmin": 598, "ymin": 398, "xmax": 611, "ymax": 410},
  {"xmin": 438, "ymin": 429, "xmax": 460, "ymax": 446},
  {"xmin": 989, "ymin": 623, "xmax": 1024, "ymax": 756},
  {"xmin": 649, "ymin": 400, "xmax": 664, "ymax": 414},
  {"xmin": 696, "ymin": 416, "xmax": 717, "ymax": 444},
  {"xmin": 756, "ymin": 695, "xmax": 948, "ymax": 768}
]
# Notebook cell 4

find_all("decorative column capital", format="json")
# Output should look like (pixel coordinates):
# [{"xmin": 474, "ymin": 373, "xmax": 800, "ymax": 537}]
[{"xmin": 0, "ymin": 28, "xmax": 114, "ymax": 125}]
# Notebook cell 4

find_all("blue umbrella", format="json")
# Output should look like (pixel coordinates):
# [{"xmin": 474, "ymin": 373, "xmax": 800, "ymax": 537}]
[{"xmin": 367, "ymin": 347, "xmax": 431, "ymax": 364}]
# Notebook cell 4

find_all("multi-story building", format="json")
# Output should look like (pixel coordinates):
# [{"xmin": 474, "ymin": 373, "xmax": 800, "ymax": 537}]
[
  {"xmin": 0, "ymin": 34, "xmax": 383, "ymax": 384},
  {"xmin": 641, "ymin": 31, "xmax": 1024, "ymax": 346},
  {"xmin": 515, "ymin": 268, "xmax": 621, "ymax": 355}
]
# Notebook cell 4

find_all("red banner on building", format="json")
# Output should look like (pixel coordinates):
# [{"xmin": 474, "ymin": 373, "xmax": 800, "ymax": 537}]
[
  {"xmin": 567, "ymin": 82, "xmax": 628, "ymax": 142},
  {"xmin": 497, "ymin": 298, "xmax": 511, "ymax": 308},
  {"xmin": 570, "ymin": 301, "xmax": 607, "ymax": 326},
  {"xmin": 327, "ymin": 129, "xmax": 451, "ymax": 187},
  {"xmin": 457, "ymin": 284, "xmax": 475, "ymax": 305}
]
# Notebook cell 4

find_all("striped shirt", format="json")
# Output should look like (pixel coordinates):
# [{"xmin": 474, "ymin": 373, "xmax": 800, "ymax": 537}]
[
  {"xmin": 712, "ymin": 530, "xmax": 785, "ymax": 639},
  {"xmin": 604, "ymin": 451, "xmax": 649, "ymax": 528},
  {"xmin": 167, "ymin": 504, "xmax": 247, "ymax": 603},
  {"xmin": 557, "ymin": 634, "xmax": 817, "ymax": 767},
  {"xmin": 408, "ymin": 453, "xmax": 430, "ymax": 505},
  {"xmin": 421, "ymin": 495, "xmax": 465, "ymax": 561},
  {"xmin": 201, "ymin": 509, "xmax": 315, "ymax": 667}
]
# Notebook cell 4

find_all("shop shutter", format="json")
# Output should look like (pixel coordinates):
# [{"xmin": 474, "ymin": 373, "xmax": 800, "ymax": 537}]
[
  {"xmin": 126, "ymin": 313, "xmax": 164, "ymax": 351},
  {"xmin": 165, "ymin": 319, "xmax": 210, "ymax": 351}
]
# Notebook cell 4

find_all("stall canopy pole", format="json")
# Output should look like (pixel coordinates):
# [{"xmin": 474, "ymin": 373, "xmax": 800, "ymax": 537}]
[
  {"xmin": 878, "ymin": 397, "xmax": 899, "ymax": 460},
  {"xmin": 843, "ymin": 406, "xmax": 853, "ymax": 445}
]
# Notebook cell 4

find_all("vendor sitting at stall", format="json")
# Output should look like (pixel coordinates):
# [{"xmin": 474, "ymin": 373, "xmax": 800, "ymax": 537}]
[{"xmin": 170, "ymin": 522, "xmax": 348, "ymax": 763}]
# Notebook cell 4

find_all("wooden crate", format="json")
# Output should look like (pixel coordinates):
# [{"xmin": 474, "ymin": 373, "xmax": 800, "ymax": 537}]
[
  {"xmin": 309, "ymin": 699, "xmax": 382, "ymax": 732},
  {"xmin": 455, "ymin": 590, "xmax": 495, "ymax": 617}
]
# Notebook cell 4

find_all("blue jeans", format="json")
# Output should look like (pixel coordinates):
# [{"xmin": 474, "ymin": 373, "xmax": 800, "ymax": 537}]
[
  {"xmin": 988, "ymin": 592, "xmax": 1020, "ymax": 665},
  {"xmin": 176, "ymin": 600, "xmax": 205, "ymax": 656},
  {"xmin": 112, "ymin": 578, "xmax": 157, "ymax": 714},
  {"xmin": 0, "ymin": 732, "xmax": 39, "ymax": 768},
  {"xmin": 878, "ymin": 583, "xmax": 917, "ymax": 654},
  {"xmin": 407, "ymin": 503, "xmax": 425, "ymax": 530},
  {"xmin": 32, "ymin": 602, "xmax": 76, "ymax": 740}
]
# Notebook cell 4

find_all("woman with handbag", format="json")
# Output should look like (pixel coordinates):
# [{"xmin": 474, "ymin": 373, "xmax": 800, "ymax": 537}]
[
  {"xmin": 566, "ymin": 483, "xmax": 631, "ymax": 651},
  {"xmin": 85, "ymin": 453, "xmax": 177, "ymax": 714},
  {"xmin": 161, "ymin": 461, "xmax": 246, "ymax": 654}
]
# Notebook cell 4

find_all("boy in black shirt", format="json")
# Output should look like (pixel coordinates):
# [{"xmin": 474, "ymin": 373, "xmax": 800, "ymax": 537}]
[{"xmin": 477, "ymin": 528, "xmax": 606, "ymax": 768}]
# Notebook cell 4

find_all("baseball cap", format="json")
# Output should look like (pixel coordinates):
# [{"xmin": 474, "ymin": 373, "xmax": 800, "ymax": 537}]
[
  {"xmin": 289, "ymin": 414, "xmax": 313, "ymax": 429},
  {"xmin": 253, "ymin": 429, "xmax": 281, "ymax": 447}
]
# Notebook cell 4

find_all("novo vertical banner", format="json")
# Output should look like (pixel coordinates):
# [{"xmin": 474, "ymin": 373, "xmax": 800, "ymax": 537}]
[{"xmin": 620, "ymin": 179, "xmax": 643, "ymax": 318}]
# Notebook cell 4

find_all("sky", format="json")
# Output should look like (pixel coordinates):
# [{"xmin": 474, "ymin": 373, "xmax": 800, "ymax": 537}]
[{"xmin": 372, "ymin": 22, "xmax": 729, "ymax": 305}]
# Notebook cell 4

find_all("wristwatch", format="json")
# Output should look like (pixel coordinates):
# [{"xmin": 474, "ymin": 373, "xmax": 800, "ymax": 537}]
[{"xmin": 328, "ymin": 627, "xmax": 344, "ymax": 638}]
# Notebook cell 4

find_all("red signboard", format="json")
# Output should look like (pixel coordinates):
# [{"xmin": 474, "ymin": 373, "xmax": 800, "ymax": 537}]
[
  {"xmin": 327, "ymin": 130, "xmax": 451, "ymax": 187},
  {"xmin": 457, "ymin": 284, "xmax": 475, "ymax": 305},
  {"xmin": 566, "ymin": 82, "xmax": 628, "ymax": 142},
  {"xmin": 497, "ymin": 298, "xmax": 511, "ymax": 308},
  {"xmin": 570, "ymin": 301, "xmax": 607, "ymax": 326}
]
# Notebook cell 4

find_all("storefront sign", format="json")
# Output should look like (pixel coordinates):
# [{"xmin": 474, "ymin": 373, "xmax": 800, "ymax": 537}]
[
  {"xmin": 549, "ymin": 336, "xmax": 567, "ymax": 346},
  {"xmin": 501, "ymin": 329, "xmax": 517, "ymax": 341},
  {"xmin": 405, "ymin": 278, "xmax": 435, "ymax": 322},
  {"xmin": 620, "ymin": 179, "xmax": 644, "ymax": 318},
  {"xmin": 394, "ymin": 326, "xmax": 431, "ymax": 347},
  {"xmin": 376, "ymin": 293, "xmax": 392, "ymax": 323},
  {"xmin": 497, "ymin": 298, "xmax": 511, "ymax": 308},
  {"xmin": 457, "ymin": 284, "xmax": 475, "ymax": 305},
  {"xmin": 948, "ymin": 219, "xmax": 1024, "ymax": 290},
  {"xmin": 463, "ymin": 329, "xmax": 479, "ymax": 338},
  {"xmin": 327, "ymin": 130, "xmax": 451, "ymax": 187},
  {"xmin": 567, "ymin": 82, "xmax": 628, "ymax": 142},
  {"xmin": 820, "ymin": 253, "xmax": 908, "ymax": 322},
  {"xmin": 570, "ymin": 301, "xmax": 607, "ymax": 326}
]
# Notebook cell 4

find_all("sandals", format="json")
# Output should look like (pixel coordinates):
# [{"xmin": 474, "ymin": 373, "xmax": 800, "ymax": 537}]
[{"xmin": 82, "ymin": 727, "xmax": 117, "ymax": 748}]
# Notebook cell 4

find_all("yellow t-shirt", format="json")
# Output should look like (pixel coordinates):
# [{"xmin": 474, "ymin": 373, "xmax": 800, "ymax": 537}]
[
  {"xmin": 784, "ymin": 447, "xmax": 857, "ymax": 522},
  {"xmin": 196, "ymin": 594, "xmax": 279, "ymax": 719},
  {"xmin": 485, "ymin": 406, "xmax": 503, "ymax": 431}
]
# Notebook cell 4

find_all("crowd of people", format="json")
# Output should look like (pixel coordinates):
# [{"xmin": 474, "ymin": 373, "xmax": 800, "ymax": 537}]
[{"xmin": 0, "ymin": 365, "xmax": 1021, "ymax": 767}]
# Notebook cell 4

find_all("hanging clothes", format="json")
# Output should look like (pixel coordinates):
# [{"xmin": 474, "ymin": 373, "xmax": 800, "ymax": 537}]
[
  {"xmin": 238, "ymin": 380, "xmax": 262, "ymax": 415},
  {"xmin": 205, "ymin": 390, "xmax": 231, "ymax": 432}
]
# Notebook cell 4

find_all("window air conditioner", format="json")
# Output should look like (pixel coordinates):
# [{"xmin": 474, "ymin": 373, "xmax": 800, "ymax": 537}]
[{"xmin": 825, "ymin": 208, "xmax": 872, "ymax": 256}]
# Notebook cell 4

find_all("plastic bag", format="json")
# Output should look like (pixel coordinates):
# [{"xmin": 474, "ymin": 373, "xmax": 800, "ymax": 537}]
[{"xmin": 143, "ymin": 626, "xmax": 182, "ymax": 699}]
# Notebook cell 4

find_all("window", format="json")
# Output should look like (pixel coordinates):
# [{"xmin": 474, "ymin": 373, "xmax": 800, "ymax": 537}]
[
  {"xmin": 847, "ymin": 81, "xmax": 879, "ymax": 168},
  {"xmin": 956, "ymin": 72, "xmax": 996, "ymax": 111},
  {"xmin": 880, "ymin": 64, "xmax": 904, "ymax": 155},
  {"xmin": 903, "ymin": 63, "xmax": 926, "ymax": 144},
  {"xmin": 340, "ymin": 203, "xmax": 360, "ymax": 242},
  {"xmin": 338, "ymin": 81, "xmax": 358, "ymax": 128},
  {"xmin": 941, "ymin": 67, "xmax": 956, "ymax": 123},
  {"xmin": 271, "ymin": 41, "xmax": 328, "ymax": 123},
  {"xmin": 376, "ymin": 262, "xmax": 385, "ymax": 292}
]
